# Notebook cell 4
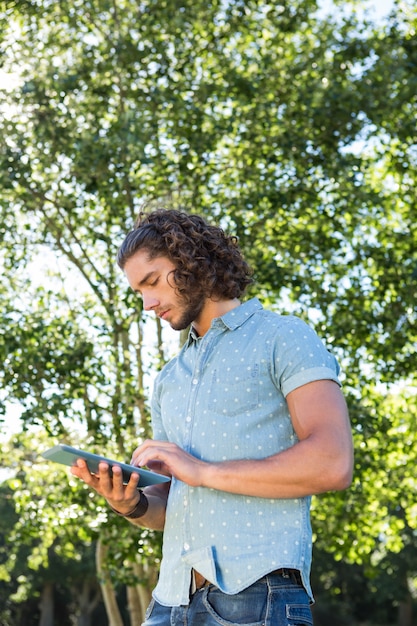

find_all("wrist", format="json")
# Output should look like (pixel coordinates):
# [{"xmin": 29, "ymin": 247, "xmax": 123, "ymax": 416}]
[
  {"xmin": 199, "ymin": 461, "xmax": 217, "ymax": 489},
  {"xmin": 109, "ymin": 490, "xmax": 149, "ymax": 519}
]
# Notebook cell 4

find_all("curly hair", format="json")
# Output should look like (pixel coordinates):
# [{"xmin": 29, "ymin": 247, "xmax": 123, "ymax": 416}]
[{"xmin": 117, "ymin": 209, "xmax": 253, "ymax": 301}]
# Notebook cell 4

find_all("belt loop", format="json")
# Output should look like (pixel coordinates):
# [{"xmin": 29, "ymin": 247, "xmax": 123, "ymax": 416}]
[{"xmin": 271, "ymin": 568, "xmax": 303, "ymax": 587}]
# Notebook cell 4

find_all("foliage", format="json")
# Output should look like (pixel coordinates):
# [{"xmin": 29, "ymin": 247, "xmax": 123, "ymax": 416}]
[{"xmin": 0, "ymin": 0, "xmax": 416, "ymax": 623}]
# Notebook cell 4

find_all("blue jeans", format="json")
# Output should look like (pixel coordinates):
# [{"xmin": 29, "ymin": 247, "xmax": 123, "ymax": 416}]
[{"xmin": 142, "ymin": 571, "xmax": 313, "ymax": 625}]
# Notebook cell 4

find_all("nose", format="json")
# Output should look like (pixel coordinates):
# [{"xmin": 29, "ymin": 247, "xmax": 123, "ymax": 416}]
[{"xmin": 142, "ymin": 293, "xmax": 159, "ymax": 311}]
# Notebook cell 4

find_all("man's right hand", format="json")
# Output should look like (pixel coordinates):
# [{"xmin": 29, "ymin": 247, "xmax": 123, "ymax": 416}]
[
  {"xmin": 70, "ymin": 458, "xmax": 169, "ymax": 530},
  {"xmin": 70, "ymin": 459, "xmax": 141, "ymax": 515}
]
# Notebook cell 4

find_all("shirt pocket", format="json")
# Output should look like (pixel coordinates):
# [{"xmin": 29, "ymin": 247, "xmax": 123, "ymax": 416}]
[{"xmin": 208, "ymin": 364, "xmax": 260, "ymax": 417}]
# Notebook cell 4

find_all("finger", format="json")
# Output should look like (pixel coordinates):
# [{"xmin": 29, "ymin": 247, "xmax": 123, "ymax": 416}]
[
  {"xmin": 132, "ymin": 451, "xmax": 158, "ymax": 469},
  {"xmin": 107, "ymin": 464, "xmax": 137, "ymax": 485},
  {"xmin": 131, "ymin": 442, "xmax": 170, "ymax": 467},
  {"xmin": 102, "ymin": 463, "xmax": 141, "ymax": 497},
  {"xmin": 70, "ymin": 458, "xmax": 95, "ymax": 483},
  {"xmin": 130, "ymin": 439, "xmax": 157, "ymax": 465},
  {"xmin": 125, "ymin": 470, "xmax": 141, "ymax": 493},
  {"xmin": 146, "ymin": 459, "xmax": 169, "ymax": 475},
  {"xmin": 96, "ymin": 462, "xmax": 119, "ymax": 495}
]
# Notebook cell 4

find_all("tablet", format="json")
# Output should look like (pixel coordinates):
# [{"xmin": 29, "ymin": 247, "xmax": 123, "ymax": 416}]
[{"xmin": 41, "ymin": 444, "xmax": 171, "ymax": 486}]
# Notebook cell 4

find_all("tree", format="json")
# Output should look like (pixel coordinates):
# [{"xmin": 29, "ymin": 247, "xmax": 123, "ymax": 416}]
[
  {"xmin": 0, "ymin": 432, "xmax": 102, "ymax": 626},
  {"xmin": 0, "ymin": 0, "xmax": 416, "ymax": 623}
]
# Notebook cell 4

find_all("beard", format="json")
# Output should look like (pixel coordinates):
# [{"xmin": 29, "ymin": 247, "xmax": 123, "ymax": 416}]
[{"xmin": 169, "ymin": 292, "xmax": 205, "ymax": 331}]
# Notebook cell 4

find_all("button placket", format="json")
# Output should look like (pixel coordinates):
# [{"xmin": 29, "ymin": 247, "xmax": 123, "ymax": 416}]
[{"xmin": 181, "ymin": 331, "xmax": 216, "ymax": 558}]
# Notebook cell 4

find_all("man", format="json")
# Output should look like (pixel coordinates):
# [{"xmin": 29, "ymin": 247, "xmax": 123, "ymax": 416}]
[{"xmin": 71, "ymin": 208, "xmax": 353, "ymax": 626}]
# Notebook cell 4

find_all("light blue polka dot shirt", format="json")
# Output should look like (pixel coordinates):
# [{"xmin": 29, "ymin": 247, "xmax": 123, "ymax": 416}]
[{"xmin": 150, "ymin": 298, "xmax": 341, "ymax": 606}]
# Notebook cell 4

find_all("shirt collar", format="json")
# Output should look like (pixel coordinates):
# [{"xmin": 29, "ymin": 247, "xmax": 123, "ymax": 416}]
[{"xmin": 187, "ymin": 298, "xmax": 263, "ymax": 344}]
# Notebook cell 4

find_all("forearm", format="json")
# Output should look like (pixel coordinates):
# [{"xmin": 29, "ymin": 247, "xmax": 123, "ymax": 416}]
[{"xmin": 200, "ymin": 434, "xmax": 353, "ymax": 499}]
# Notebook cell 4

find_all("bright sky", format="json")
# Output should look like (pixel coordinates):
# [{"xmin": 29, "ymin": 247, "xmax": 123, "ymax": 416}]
[{"xmin": 319, "ymin": 0, "xmax": 396, "ymax": 20}]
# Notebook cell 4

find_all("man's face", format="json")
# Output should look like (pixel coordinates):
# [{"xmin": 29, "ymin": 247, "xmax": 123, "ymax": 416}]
[{"xmin": 123, "ymin": 249, "xmax": 204, "ymax": 331}]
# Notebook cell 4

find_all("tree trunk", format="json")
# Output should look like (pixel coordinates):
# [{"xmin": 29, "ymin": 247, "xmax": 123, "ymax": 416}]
[
  {"xmin": 127, "ymin": 584, "xmax": 142, "ymax": 625},
  {"xmin": 126, "ymin": 560, "xmax": 157, "ymax": 625},
  {"xmin": 96, "ymin": 538, "xmax": 124, "ymax": 626},
  {"xmin": 75, "ymin": 579, "xmax": 102, "ymax": 626},
  {"xmin": 398, "ymin": 592, "xmax": 413, "ymax": 626},
  {"xmin": 38, "ymin": 581, "xmax": 54, "ymax": 626},
  {"xmin": 77, "ymin": 612, "xmax": 91, "ymax": 626}
]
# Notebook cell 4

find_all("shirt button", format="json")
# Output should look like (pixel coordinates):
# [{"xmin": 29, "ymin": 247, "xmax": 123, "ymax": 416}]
[
  {"xmin": 192, "ymin": 378, "xmax": 198, "ymax": 385},
  {"xmin": 184, "ymin": 543, "xmax": 190, "ymax": 551},
  {"xmin": 186, "ymin": 416, "xmax": 192, "ymax": 423}
]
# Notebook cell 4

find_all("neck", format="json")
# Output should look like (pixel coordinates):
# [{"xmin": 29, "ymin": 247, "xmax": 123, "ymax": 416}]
[{"xmin": 193, "ymin": 298, "xmax": 241, "ymax": 336}]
